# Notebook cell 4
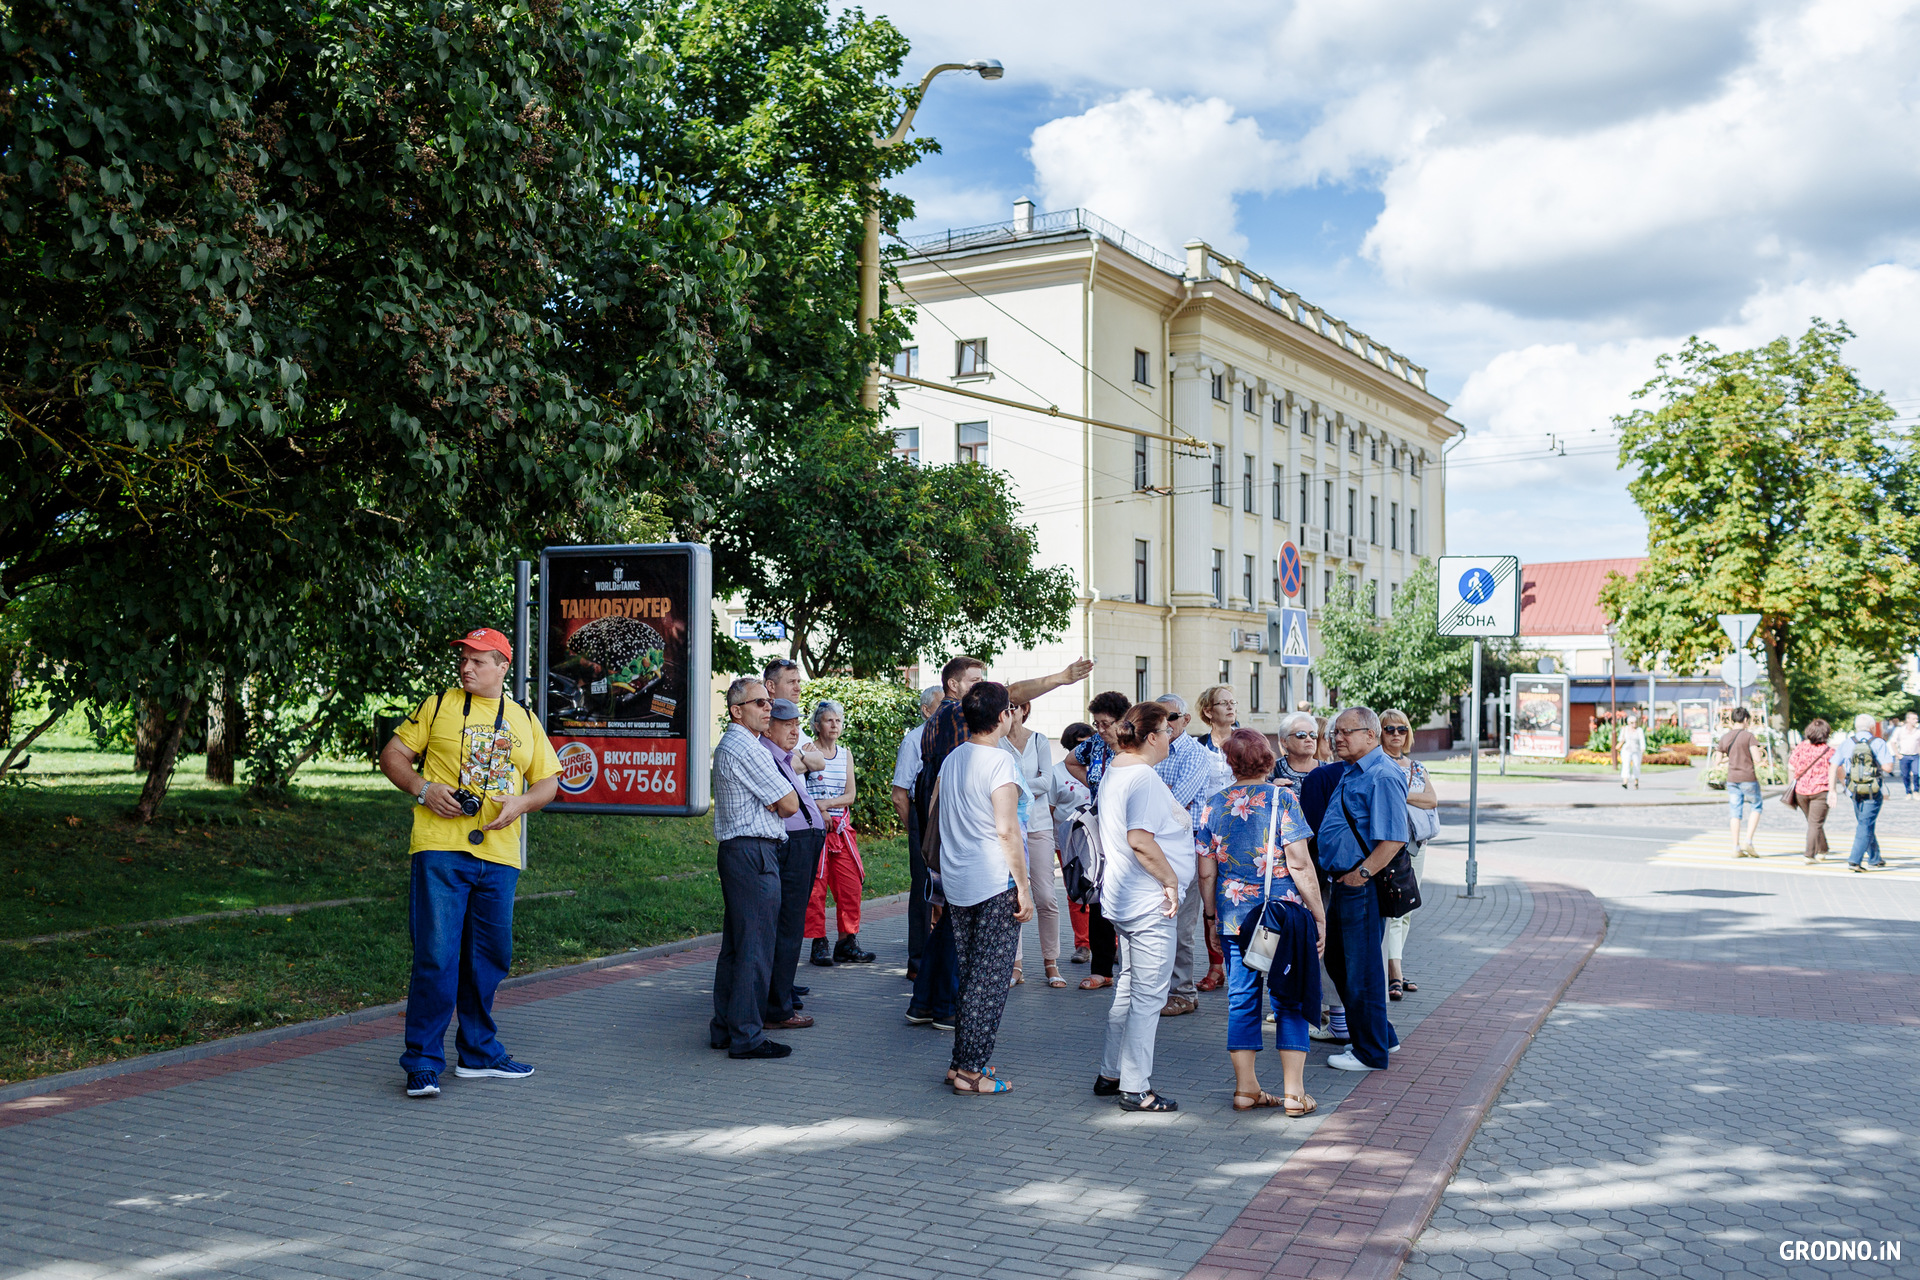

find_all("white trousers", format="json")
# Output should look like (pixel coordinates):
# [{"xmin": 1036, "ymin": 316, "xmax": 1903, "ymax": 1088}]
[{"xmin": 1099, "ymin": 908, "xmax": 1178, "ymax": 1093}]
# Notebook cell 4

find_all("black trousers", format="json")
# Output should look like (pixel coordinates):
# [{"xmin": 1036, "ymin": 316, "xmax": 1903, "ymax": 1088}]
[
  {"xmin": 907, "ymin": 803, "xmax": 929, "ymax": 964},
  {"xmin": 710, "ymin": 836, "xmax": 782, "ymax": 1053},
  {"xmin": 1089, "ymin": 901, "xmax": 1119, "ymax": 978},
  {"xmin": 765, "ymin": 828, "xmax": 823, "ymax": 1023}
]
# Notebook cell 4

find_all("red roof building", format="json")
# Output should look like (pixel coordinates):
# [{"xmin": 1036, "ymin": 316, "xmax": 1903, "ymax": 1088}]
[{"xmin": 1519, "ymin": 558, "xmax": 1645, "ymax": 641}]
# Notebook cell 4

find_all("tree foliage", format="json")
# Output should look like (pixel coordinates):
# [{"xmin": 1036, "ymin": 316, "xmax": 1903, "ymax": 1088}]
[
  {"xmin": 793, "ymin": 674, "xmax": 917, "ymax": 834},
  {"xmin": 1314, "ymin": 559, "xmax": 1470, "ymax": 720},
  {"xmin": 1598, "ymin": 321, "xmax": 1920, "ymax": 728}
]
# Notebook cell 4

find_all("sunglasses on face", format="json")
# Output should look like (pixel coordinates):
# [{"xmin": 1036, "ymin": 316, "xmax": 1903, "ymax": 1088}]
[
  {"xmin": 1287, "ymin": 731, "xmax": 1318, "ymax": 740},
  {"xmin": 732, "ymin": 697, "xmax": 771, "ymax": 709},
  {"xmin": 1382, "ymin": 726, "xmax": 1410, "ymax": 735}
]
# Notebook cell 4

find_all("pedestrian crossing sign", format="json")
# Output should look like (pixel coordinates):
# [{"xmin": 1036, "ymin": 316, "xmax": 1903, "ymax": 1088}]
[{"xmin": 1274, "ymin": 606, "xmax": 1310, "ymax": 668}]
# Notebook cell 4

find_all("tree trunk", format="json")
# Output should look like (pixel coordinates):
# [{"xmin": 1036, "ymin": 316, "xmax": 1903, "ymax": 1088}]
[
  {"xmin": 1764, "ymin": 632, "xmax": 1791, "ymax": 734},
  {"xmin": 133, "ymin": 695, "xmax": 193, "ymax": 823},
  {"xmin": 0, "ymin": 644, "xmax": 23, "ymax": 748},
  {"xmin": 205, "ymin": 674, "xmax": 235, "ymax": 785},
  {"xmin": 133, "ymin": 697, "xmax": 167, "ymax": 772},
  {"xmin": 1, "ymin": 697, "xmax": 74, "ymax": 776}
]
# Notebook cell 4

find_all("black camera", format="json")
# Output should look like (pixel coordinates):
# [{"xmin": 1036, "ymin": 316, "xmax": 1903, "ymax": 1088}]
[{"xmin": 451, "ymin": 788, "xmax": 483, "ymax": 817}]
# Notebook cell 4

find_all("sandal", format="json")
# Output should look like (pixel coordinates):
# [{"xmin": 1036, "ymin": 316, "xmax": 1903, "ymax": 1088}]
[
  {"xmin": 1233, "ymin": 1090, "xmax": 1283, "ymax": 1110},
  {"xmin": 1389, "ymin": 978, "xmax": 1405, "ymax": 1001},
  {"xmin": 1399, "ymin": 977, "xmax": 1418, "ymax": 993},
  {"xmin": 1045, "ymin": 962, "xmax": 1067, "ymax": 988},
  {"xmin": 1010, "ymin": 966, "xmax": 1025, "ymax": 987},
  {"xmin": 1079, "ymin": 975, "xmax": 1113, "ymax": 990},
  {"xmin": 1119, "ymin": 1090, "xmax": 1177, "ymax": 1112},
  {"xmin": 1283, "ymin": 1093, "xmax": 1318, "ymax": 1117},
  {"xmin": 1196, "ymin": 963, "xmax": 1226, "ymax": 992},
  {"xmin": 946, "ymin": 1065, "xmax": 999, "ymax": 1085},
  {"xmin": 952, "ymin": 1069, "xmax": 1012, "ymax": 1096}
]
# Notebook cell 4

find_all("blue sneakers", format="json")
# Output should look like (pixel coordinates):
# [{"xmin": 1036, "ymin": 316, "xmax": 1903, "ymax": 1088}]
[
  {"xmin": 405, "ymin": 1071, "xmax": 440, "ymax": 1098},
  {"xmin": 453, "ymin": 1057, "xmax": 535, "ymax": 1080}
]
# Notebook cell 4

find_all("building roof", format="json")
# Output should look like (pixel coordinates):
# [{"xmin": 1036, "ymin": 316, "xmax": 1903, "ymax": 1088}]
[{"xmin": 1519, "ymin": 558, "xmax": 1646, "ymax": 637}]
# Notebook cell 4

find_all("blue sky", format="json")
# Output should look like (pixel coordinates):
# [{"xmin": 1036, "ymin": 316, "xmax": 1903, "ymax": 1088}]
[{"xmin": 861, "ymin": 0, "xmax": 1920, "ymax": 566}]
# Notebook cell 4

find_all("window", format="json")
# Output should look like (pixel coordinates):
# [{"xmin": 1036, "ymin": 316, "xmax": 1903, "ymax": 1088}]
[
  {"xmin": 1135, "ymin": 657, "xmax": 1150, "ymax": 705},
  {"xmin": 1323, "ymin": 570, "xmax": 1333, "ymax": 608},
  {"xmin": 1369, "ymin": 437, "xmax": 1379, "ymax": 462},
  {"xmin": 1272, "ymin": 398, "xmax": 1284, "ymax": 425},
  {"xmin": 1210, "ymin": 371, "xmax": 1226, "ymax": 401},
  {"xmin": 1306, "ymin": 670, "xmax": 1315, "ymax": 704},
  {"xmin": 1243, "ymin": 554, "xmax": 1254, "ymax": 603},
  {"xmin": 1212, "ymin": 446, "xmax": 1225, "ymax": 505},
  {"xmin": 1390, "ymin": 501, "xmax": 1400, "ymax": 550},
  {"xmin": 1347, "ymin": 573, "xmax": 1358, "ymax": 599},
  {"xmin": 1134, "ymin": 539, "xmax": 1149, "ymax": 604},
  {"xmin": 1346, "ymin": 487, "xmax": 1356, "ymax": 534},
  {"xmin": 892, "ymin": 346, "xmax": 919, "ymax": 378},
  {"xmin": 1133, "ymin": 349, "xmax": 1152, "ymax": 385},
  {"xmin": 1250, "ymin": 661, "xmax": 1262, "ymax": 714},
  {"xmin": 1272, "ymin": 464, "xmax": 1284, "ymax": 520},
  {"xmin": 1271, "ymin": 558, "xmax": 1281, "ymax": 602},
  {"xmin": 1133, "ymin": 434, "xmax": 1150, "ymax": 490},
  {"xmin": 1322, "ymin": 480, "xmax": 1333, "ymax": 528},
  {"xmin": 1211, "ymin": 549, "xmax": 1224, "ymax": 606},
  {"xmin": 1242, "ymin": 454, "xmax": 1255, "ymax": 513},
  {"xmin": 1299, "ymin": 406, "xmax": 1311, "ymax": 436},
  {"xmin": 956, "ymin": 338, "xmax": 988, "ymax": 376},
  {"xmin": 1218, "ymin": 659, "xmax": 1231, "ymax": 686},
  {"xmin": 1324, "ymin": 417, "xmax": 1335, "ymax": 444},
  {"xmin": 1370, "ymin": 495, "xmax": 1379, "ymax": 544},
  {"xmin": 891, "ymin": 427, "xmax": 920, "ymax": 464},
  {"xmin": 1299, "ymin": 472, "xmax": 1309, "ymax": 524},
  {"xmin": 957, "ymin": 421, "xmax": 989, "ymax": 464},
  {"xmin": 1242, "ymin": 386, "xmax": 1255, "ymax": 413},
  {"xmin": 1367, "ymin": 579, "xmax": 1378, "ymax": 615},
  {"xmin": 1410, "ymin": 452, "xmax": 1421, "ymax": 477},
  {"xmin": 1409, "ymin": 508, "xmax": 1418, "ymax": 554},
  {"xmin": 1389, "ymin": 581, "xmax": 1399, "ymax": 612},
  {"xmin": 1389, "ymin": 443, "xmax": 1399, "ymax": 471}
]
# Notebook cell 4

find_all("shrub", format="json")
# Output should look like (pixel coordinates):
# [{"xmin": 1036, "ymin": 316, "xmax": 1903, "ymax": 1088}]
[{"xmin": 797, "ymin": 677, "xmax": 922, "ymax": 835}]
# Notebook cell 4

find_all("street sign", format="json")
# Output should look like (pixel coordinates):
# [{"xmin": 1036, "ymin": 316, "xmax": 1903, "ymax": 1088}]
[
  {"xmin": 1718, "ymin": 612, "xmax": 1761, "ymax": 650},
  {"xmin": 1436, "ymin": 556, "xmax": 1521, "ymax": 636},
  {"xmin": 1719, "ymin": 650, "xmax": 1762, "ymax": 690},
  {"xmin": 732, "ymin": 619, "xmax": 787, "ymax": 641},
  {"xmin": 1275, "ymin": 606, "xmax": 1310, "ymax": 668},
  {"xmin": 1278, "ymin": 541, "xmax": 1303, "ymax": 599}
]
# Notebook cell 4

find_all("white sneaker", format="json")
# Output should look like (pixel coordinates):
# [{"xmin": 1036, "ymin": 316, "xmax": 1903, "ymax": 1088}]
[
  {"xmin": 1327, "ymin": 1050, "xmax": 1380, "ymax": 1071},
  {"xmin": 1390, "ymin": 1041, "xmax": 1403, "ymax": 1054}
]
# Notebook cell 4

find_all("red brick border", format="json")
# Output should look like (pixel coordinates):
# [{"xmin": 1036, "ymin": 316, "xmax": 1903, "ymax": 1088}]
[{"xmin": 1185, "ymin": 881, "xmax": 1606, "ymax": 1280}]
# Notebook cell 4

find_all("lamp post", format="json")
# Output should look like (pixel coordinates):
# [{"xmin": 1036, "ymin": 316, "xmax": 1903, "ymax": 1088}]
[{"xmin": 859, "ymin": 58, "xmax": 1004, "ymax": 411}]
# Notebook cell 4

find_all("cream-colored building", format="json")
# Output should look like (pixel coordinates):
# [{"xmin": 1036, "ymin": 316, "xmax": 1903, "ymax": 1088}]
[{"xmin": 867, "ymin": 204, "xmax": 1464, "ymax": 739}]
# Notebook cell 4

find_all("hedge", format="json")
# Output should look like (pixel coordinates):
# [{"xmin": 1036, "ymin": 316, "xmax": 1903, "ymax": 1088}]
[{"xmin": 797, "ymin": 677, "xmax": 922, "ymax": 835}]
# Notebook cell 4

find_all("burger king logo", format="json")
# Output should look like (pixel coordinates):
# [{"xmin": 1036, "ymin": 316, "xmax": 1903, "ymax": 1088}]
[{"xmin": 556, "ymin": 741, "xmax": 599, "ymax": 795}]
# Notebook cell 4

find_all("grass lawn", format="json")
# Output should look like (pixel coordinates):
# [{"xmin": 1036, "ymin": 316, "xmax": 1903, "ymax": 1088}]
[
  {"xmin": 1422, "ymin": 758, "xmax": 1693, "ymax": 779},
  {"xmin": 0, "ymin": 744, "xmax": 908, "ymax": 1085}
]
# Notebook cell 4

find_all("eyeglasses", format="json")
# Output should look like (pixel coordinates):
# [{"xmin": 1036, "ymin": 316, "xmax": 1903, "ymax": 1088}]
[
  {"xmin": 1382, "ymin": 726, "xmax": 1410, "ymax": 735},
  {"xmin": 731, "ymin": 696, "xmax": 772, "ymax": 709},
  {"xmin": 1287, "ymin": 731, "xmax": 1318, "ymax": 740}
]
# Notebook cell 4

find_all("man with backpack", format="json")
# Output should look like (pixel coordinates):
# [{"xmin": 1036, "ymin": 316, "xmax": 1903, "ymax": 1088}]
[
  {"xmin": 1829, "ymin": 714, "xmax": 1894, "ymax": 871},
  {"xmin": 379, "ymin": 628, "xmax": 563, "ymax": 1098}
]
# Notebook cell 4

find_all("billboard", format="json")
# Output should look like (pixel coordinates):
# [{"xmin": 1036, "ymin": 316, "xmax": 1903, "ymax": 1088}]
[
  {"xmin": 538, "ymin": 544, "xmax": 712, "ymax": 816},
  {"xmin": 1510, "ymin": 673, "xmax": 1569, "ymax": 757}
]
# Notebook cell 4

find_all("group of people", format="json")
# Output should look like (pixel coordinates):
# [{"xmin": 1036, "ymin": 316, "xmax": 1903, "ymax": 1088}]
[{"xmin": 1776, "ymin": 708, "xmax": 1920, "ymax": 871}]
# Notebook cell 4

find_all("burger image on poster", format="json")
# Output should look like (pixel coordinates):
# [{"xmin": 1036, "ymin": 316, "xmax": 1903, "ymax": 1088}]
[{"xmin": 566, "ymin": 615, "xmax": 674, "ymax": 719}]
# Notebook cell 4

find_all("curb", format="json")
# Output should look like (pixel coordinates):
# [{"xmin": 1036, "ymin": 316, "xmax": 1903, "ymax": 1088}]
[{"xmin": 0, "ymin": 893, "xmax": 908, "ymax": 1107}]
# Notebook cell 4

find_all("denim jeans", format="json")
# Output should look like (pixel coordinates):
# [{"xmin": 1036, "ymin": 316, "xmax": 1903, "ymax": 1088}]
[
  {"xmin": 1726, "ymin": 780, "xmax": 1763, "ymax": 820},
  {"xmin": 1849, "ymin": 794, "xmax": 1885, "ymax": 866},
  {"xmin": 400, "ymin": 849, "xmax": 519, "ymax": 1075},
  {"xmin": 1321, "ymin": 880, "xmax": 1399, "ymax": 1069},
  {"xmin": 1223, "ymin": 936, "xmax": 1310, "ymax": 1054},
  {"xmin": 1100, "ymin": 907, "xmax": 1177, "ymax": 1093},
  {"xmin": 1901, "ymin": 756, "xmax": 1920, "ymax": 795}
]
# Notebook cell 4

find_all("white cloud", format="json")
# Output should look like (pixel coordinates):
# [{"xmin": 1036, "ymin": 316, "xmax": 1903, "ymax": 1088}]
[{"xmin": 1027, "ymin": 90, "xmax": 1280, "ymax": 256}]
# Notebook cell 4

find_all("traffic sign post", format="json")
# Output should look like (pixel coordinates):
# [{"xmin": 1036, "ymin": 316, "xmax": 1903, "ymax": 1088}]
[
  {"xmin": 1278, "ymin": 541, "xmax": 1304, "ymax": 601},
  {"xmin": 1719, "ymin": 651, "xmax": 1762, "ymax": 692},
  {"xmin": 1437, "ymin": 556, "xmax": 1522, "ymax": 900}
]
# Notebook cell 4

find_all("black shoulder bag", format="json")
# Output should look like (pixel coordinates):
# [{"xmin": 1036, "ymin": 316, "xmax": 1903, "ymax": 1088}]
[{"xmin": 1339, "ymin": 790, "xmax": 1422, "ymax": 919}]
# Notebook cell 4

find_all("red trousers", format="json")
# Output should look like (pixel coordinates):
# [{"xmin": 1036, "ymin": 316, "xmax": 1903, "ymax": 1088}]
[{"xmin": 806, "ymin": 827, "xmax": 863, "ymax": 938}]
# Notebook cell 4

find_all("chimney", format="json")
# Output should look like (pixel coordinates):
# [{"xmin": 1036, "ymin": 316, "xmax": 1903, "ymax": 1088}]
[{"xmin": 1012, "ymin": 198, "xmax": 1034, "ymax": 234}]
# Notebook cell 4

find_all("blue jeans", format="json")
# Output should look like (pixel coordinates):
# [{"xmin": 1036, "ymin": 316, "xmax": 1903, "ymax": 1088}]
[
  {"xmin": 1849, "ymin": 794, "xmax": 1885, "ymax": 866},
  {"xmin": 401, "ymin": 849, "xmax": 518, "ymax": 1075},
  {"xmin": 1223, "ymin": 937, "xmax": 1309, "ymax": 1054},
  {"xmin": 1901, "ymin": 756, "xmax": 1920, "ymax": 795},
  {"xmin": 1321, "ymin": 880, "xmax": 1399, "ymax": 1069},
  {"xmin": 910, "ymin": 904, "xmax": 959, "ymax": 1018},
  {"xmin": 1726, "ymin": 780, "xmax": 1763, "ymax": 819}
]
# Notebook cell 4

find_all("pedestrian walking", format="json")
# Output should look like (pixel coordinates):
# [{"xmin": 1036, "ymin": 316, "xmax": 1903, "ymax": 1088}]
[
  {"xmin": 1786, "ymin": 719, "xmax": 1834, "ymax": 862},
  {"xmin": 1091, "ymin": 701, "xmax": 1192, "ymax": 1113},
  {"xmin": 707, "ymin": 679, "xmax": 801, "ymax": 1059},
  {"xmin": 1618, "ymin": 713, "xmax": 1647, "ymax": 790},
  {"xmin": 1316, "ymin": 707, "xmax": 1407, "ymax": 1072},
  {"xmin": 805, "ymin": 700, "xmax": 873, "ymax": 968},
  {"xmin": 1067, "ymin": 690, "xmax": 1132, "ymax": 990},
  {"xmin": 1051, "ymin": 722, "xmax": 1096, "ymax": 964},
  {"xmin": 1717, "ymin": 708, "xmax": 1766, "ymax": 857},
  {"xmin": 760, "ymin": 700, "xmax": 822, "ymax": 1033},
  {"xmin": 1271, "ymin": 712, "xmax": 1319, "ymax": 791},
  {"xmin": 928, "ymin": 681, "xmax": 1036, "ymax": 1095},
  {"xmin": 1892, "ymin": 711, "xmax": 1920, "ymax": 796},
  {"xmin": 891, "ymin": 686, "xmax": 943, "ymax": 978},
  {"xmin": 1830, "ymin": 714, "xmax": 1894, "ymax": 871},
  {"xmin": 1378, "ymin": 708, "xmax": 1436, "ymax": 1002},
  {"xmin": 1197, "ymin": 730, "xmax": 1324, "ymax": 1116},
  {"xmin": 380, "ymin": 628, "xmax": 563, "ymax": 1098},
  {"xmin": 1006, "ymin": 701, "xmax": 1065, "ymax": 988}
]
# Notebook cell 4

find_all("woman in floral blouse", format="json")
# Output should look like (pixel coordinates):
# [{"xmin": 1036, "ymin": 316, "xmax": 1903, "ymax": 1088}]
[{"xmin": 1199, "ymin": 729, "xmax": 1326, "ymax": 1116}]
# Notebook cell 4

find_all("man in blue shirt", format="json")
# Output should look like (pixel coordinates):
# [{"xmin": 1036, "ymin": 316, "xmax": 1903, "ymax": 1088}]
[
  {"xmin": 1830, "ymin": 714, "xmax": 1895, "ymax": 870},
  {"xmin": 1316, "ymin": 707, "xmax": 1408, "ymax": 1071}
]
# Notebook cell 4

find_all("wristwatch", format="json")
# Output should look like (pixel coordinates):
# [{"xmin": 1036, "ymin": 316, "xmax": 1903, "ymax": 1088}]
[
  {"xmin": 1357, "ymin": 866, "xmax": 1374, "ymax": 881},
  {"xmin": 415, "ymin": 781, "xmax": 431, "ymax": 805}
]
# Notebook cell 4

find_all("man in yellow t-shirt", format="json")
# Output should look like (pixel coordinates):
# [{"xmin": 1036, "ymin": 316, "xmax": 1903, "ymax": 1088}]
[{"xmin": 379, "ymin": 627, "xmax": 562, "ymax": 1099}]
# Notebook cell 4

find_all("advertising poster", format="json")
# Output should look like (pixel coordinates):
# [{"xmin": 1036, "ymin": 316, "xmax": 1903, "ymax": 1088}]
[
  {"xmin": 538, "ymin": 544, "xmax": 712, "ymax": 816},
  {"xmin": 1511, "ymin": 674, "xmax": 1569, "ymax": 757},
  {"xmin": 1679, "ymin": 699, "xmax": 1714, "ymax": 747}
]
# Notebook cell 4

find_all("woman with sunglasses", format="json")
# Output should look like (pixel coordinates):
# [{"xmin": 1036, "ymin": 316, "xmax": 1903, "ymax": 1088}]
[
  {"xmin": 1377, "ymin": 708, "xmax": 1437, "ymax": 1001},
  {"xmin": 1271, "ymin": 712, "xmax": 1321, "ymax": 791}
]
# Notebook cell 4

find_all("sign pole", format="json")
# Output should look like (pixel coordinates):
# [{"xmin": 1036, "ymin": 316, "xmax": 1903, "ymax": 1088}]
[
  {"xmin": 1465, "ymin": 637, "xmax": 1481, "ymax": 899},
  {"xmin": 1498, "ymin": 674, "xmax": 1508, "ymax": 776}
]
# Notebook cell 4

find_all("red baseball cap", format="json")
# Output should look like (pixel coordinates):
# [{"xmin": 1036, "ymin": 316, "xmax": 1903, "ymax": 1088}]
[{"xmin": 452, "ymin": 627, "xmax": 512, "ymax": 659}]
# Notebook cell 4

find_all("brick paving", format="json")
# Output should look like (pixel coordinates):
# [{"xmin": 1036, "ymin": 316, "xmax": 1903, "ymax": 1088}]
[{"xmin": 0, "ymin": 861, "xmax": 1534, "ymax": 1280}]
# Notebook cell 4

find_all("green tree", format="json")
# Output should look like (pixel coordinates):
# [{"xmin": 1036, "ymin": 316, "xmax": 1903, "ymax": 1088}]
[
  {"xmin": 1314, "ymin": 559, "xmax": 1471, "ymax": 719},
  {"xmin": 1787, "ymin": 644, "xmax": 1916, "ymax": 730},
  {"xmin": 1598, "ymin": 321, "xmax": 1920, "ymax": 728},
  {"xmin": 712, "ymin": 420, "xmax": 1076, "ymax": 676}
]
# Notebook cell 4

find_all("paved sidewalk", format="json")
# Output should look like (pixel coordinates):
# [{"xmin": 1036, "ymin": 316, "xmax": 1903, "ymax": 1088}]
[{"xmin": 2, "ymin": 863, "xmax": 1547, "ymax": 1280}]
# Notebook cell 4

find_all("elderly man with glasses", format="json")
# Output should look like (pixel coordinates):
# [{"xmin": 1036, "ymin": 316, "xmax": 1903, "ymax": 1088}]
[
  {"xmin": 710, "ymin": 678, "xmax": 801, "ymax": 1060},
  {"xmin": 1314, "ymin": 707, "xmax": 1408, "ymax": 1072}
]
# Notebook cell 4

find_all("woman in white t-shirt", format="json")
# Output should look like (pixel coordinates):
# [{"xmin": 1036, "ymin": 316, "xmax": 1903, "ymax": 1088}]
[
  {"xmin": 1005, "ymin": 700, "xmax": 1065, "ymax": 988},
  {"xmin": 1092, "ymin": 701, "xmax": 1192, "ymax": 1113},
  {"xmin": 932, "ymin": 681, "xmax": 1037, "ymax": 1096}
]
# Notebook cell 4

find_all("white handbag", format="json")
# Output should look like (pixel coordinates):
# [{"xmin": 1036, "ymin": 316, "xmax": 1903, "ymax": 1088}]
[{"xmin": 1240, "ymin": 785, "xmax": 1284, "ymax": 974}]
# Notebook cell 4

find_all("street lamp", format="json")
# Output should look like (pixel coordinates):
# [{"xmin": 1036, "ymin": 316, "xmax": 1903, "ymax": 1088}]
[{"xmin": 859, "ymin": 59, "xmax": 1004, "ymax": 411}]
